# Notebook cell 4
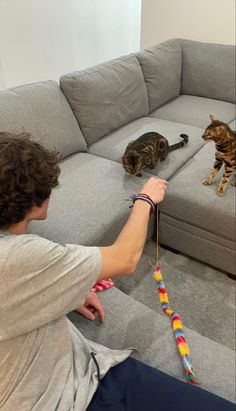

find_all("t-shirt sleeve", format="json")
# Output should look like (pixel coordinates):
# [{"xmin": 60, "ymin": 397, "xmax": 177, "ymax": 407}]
[{"xmin": 0, "ymin": 234, "xmax": 102, "ymax": 339}]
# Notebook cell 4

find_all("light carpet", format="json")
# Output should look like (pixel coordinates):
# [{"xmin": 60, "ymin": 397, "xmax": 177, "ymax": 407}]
[{"xmin": 115, "ymin": 240, "xmax": 236, "ymax": 351}]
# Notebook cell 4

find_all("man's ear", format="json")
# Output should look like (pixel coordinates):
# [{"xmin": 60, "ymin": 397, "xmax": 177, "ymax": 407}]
[{"xmin": 210, "ymin": 114, "xmax": 218, "ymax": 123}]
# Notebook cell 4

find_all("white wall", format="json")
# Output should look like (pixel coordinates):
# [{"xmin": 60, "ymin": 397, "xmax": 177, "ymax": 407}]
[
  {"xmin": 0, "ymin": 0, "xmax": 141, "ymax": 90},
  {"xmin": 141, "ymin": 0, "xmax": 236, "ymax": 48}
]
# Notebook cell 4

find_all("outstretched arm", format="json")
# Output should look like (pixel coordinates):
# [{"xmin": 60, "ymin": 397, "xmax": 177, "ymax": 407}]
[{"xmin": 98, "ymin": 177, "xmax": 168, "ymax": 280}]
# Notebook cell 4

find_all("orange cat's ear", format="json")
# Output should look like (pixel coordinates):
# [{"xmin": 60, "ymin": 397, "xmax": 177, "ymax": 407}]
[{"xmin": 210, "ymin": 114, "xmax": 218, "ymax": 123}]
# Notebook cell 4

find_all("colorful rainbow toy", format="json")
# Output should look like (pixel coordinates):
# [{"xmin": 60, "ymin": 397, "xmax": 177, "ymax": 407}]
[{"xmin": 151, "ymin": 263, "xmax": 198, "ymax": 384}]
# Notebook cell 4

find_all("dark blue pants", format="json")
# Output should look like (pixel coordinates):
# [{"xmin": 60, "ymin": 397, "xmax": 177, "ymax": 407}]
[{"xmin": 87, "ymin": 357, "xmax": 235, "ymax": 411}]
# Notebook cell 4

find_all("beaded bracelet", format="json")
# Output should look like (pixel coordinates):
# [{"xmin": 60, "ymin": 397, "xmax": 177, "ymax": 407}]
[{"xmin": 126, "ymin": 193, "xmax": 156, "ymax": 215}]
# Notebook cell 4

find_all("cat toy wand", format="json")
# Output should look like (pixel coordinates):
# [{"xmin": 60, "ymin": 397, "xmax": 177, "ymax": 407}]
[
  {"xmin": 126, "ymin": 193, "xmax": 198, "ymax": 382},
  {"xmin": 148, "ymin": 261, "xmax": 199, "ymax": 384}
]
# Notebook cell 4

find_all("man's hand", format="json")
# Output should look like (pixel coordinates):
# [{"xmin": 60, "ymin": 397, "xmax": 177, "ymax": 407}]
[
  {"xmin": 75, "ymin": 291, "xmax": 105, "ymax": 322},
  {"xmin": 140, "ymin": 177, "xmax": 168, "ymax": 205}
]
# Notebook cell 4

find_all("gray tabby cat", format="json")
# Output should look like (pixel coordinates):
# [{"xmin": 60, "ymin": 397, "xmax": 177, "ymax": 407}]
[{"xmin": 122, "ymin": 132, "xmax": 189, "ymax": 176}]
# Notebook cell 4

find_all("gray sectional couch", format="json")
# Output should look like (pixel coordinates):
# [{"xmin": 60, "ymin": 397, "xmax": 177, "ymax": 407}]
[
  {"xmin": 59, "ymin": 38, "xmax": 236, "ymax": 275},
  {"xmin": 0, "ymin": 38, "xmax": 235, "ymax": 402}
]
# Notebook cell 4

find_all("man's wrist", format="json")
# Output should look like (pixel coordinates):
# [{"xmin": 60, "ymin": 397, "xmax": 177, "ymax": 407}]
[
  {"xmin": 132, "ymin": 197, "xmax": 154, "ymax": 216},
  {"xmin": 130, "ymin": 193, "xmax": 155, "ymax": 215}
]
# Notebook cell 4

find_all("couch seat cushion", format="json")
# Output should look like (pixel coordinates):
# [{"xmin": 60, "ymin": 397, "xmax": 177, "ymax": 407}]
[
  {"xmin": 150, "ymin": 95, "xmax": 236, "ymax": 129},
  {"xmin": 0, "ymin": 81, "xmax": 87, "ymax": 159},
  {"xmin": 71, "ymin": 286, "xmax": 236, "ymax": 403},
  {"xmin": 60, "ymin": 55, "xmax": 148, "ymax": 145},
  {"xmin": 88, "ymin": 117, "xmax": 204, "ymax": 180},
  {"xmin": 159, "ymin": 143, "xmax": 236, "ymax": 242},
  {"xmin": 29, "ymin": 153, "xmax": 155, "ymax": 245}
]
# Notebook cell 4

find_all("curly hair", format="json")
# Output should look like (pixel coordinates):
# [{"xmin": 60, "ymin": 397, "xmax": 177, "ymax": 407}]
[{"xmin": 0, "ymin": 132, "xmax": 60, "ymax": 229}]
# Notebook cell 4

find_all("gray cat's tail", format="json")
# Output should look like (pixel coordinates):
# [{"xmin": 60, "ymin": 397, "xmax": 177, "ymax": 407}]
[{"xmin": 169, "ymin": 134, "xmax": 189, "ymax": 152}]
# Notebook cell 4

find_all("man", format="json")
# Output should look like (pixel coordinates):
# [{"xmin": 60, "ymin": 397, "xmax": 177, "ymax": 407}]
[{"xmin": 0, "ymin": 132, "xmax": 234, "ymax": 411}]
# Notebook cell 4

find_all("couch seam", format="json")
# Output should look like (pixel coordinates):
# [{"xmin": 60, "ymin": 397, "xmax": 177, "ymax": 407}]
[{"xmin": 159, "ymin": 211, "xmax": 235, "ymax": 246}]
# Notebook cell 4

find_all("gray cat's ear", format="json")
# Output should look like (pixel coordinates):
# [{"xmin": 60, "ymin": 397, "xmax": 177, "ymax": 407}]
[{"xmin": 210, "ymin": 114, "xmax": 218, "ymax": 123}]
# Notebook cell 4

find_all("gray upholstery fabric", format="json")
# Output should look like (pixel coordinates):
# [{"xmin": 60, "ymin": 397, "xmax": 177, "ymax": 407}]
[
  {"xmin": 136, "ymin": 39, "xmax": 182, "ymax": 112},
  {"xmin": 229, "ymin": 119, "xmax": 236, "ymax": 129},
  {"xmin": 0, "ymin": 81, "xmax": 87, "ymax": 159},
  {"xmin": 69, "ymin": 287, "xmax": 235, "ymax": 403},
  {"xmin": 181, "ymin": 39, "xmax": 236, "ymax": 104},
  {"xmin": 88, "ymin": 117, "xmax": 204, "ymax": 180},
  {"xmin": 151, "ymin": 95, "xmax": 236, "ymax": 129},
  {"xmin": 115, "ymin": 253, "xmax": 236, "ymax": 350},
  {"xmin": 159, "ymin": 143, "xmax": 236, "ymax": 242},
  {"xmin": 29, "ymin": 153, "xmax": 155, "ymax": 246},
  {"xmin": 159, "ymin": 217, "xmax": 236, "ymax": 275},
  {"xmin": 60, "ymin": 55, "xmax": 149, "ymax": 145},
  {"xmin": 160, "ymin": 213, "xmax": 235, "ymax": 250}
]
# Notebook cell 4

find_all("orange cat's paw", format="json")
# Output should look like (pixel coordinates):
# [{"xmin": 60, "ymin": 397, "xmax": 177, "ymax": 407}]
[
  {"xmin": 216, "ymin": 189, "xmax": 225, "ymax": 197},
  {"xmin": 202, "ymin": 178, "xmax": 212, "ymax": 185}
]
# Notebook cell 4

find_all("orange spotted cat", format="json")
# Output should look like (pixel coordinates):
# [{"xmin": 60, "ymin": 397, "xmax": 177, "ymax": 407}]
[{"xmin": 202, "ymin": 115, "xmax": 236, "ymax": 196}]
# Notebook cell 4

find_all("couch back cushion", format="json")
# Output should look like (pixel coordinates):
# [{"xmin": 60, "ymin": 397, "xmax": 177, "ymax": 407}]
[
  {"xmin": 0, "ymin": 80, "xmax": 87, "ymax": 159},
  {"xmin": 181, "ymin": 39, "xmax": 236, "ymax": 104},
  {"xmin": 60, "ymin": 55, "xmax": 149, "ymax": 145},
  {"xmin": 136, "ymin": 39, "xmax": 182, "ymax": 113}
]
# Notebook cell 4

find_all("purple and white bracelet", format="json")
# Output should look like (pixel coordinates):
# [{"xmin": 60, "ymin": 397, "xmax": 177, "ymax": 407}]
[{"xmin": 126, "ymin": 193, "xmax": 156, "ymax": 215}]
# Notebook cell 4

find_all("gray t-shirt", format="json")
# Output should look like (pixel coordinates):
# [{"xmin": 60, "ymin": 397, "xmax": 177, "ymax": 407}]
[{"xmin": 0, "ymin": 232, "xmax": 131, "ymax": 411}]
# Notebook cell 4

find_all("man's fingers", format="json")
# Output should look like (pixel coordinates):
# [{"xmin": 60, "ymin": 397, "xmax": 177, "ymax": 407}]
[
  {"xmin": 156, "ymin": 179, "xmax": 168, "ymax": 186},
  {"xmin": 75, "ymin": 292, "xmax": 106, "ymax": 322},
  {"xmin": 95, "ymin": 302, "xmax": 106, "ymax": 322},
  {"xmin": 150, "ymin": 177, "xmax": 168, "ymax": 184},
  {"xmin": 78, "ymin": 306, "xmax": 95, "ymax": 321},
  {"xmin": 87, "ymin": 302, "xmax": 106, "ymax": 323}
]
